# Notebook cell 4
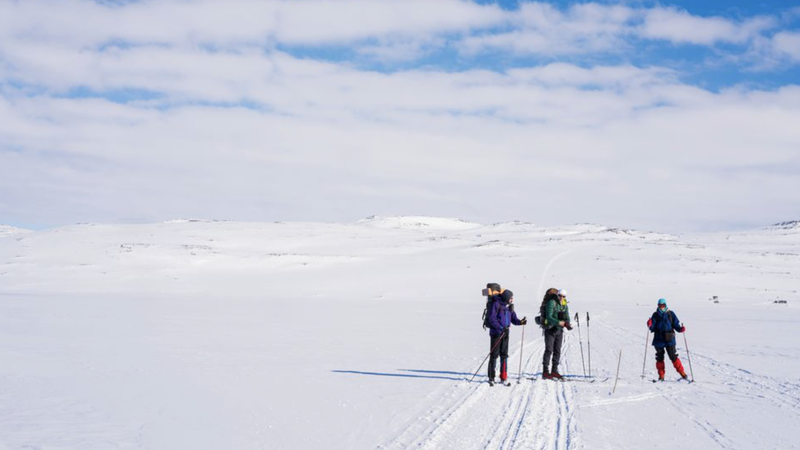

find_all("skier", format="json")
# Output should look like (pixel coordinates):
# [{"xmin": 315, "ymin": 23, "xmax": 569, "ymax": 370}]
[
  {"xmin": 487, "ymin": 289, "xmax": 527, "ymax": 386},
  {"xmin": 541, "ymin": 288, "xmax": 572, "ymax": 380},
  {"xmin": 647, "ymin": 298, "xmax": 688, "ymax": 381}
]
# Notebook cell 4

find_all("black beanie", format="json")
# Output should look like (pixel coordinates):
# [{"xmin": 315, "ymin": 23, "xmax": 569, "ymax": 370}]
[{"xmin": 501, "ymin": 290, "xmax": 513, "ymax": 303}]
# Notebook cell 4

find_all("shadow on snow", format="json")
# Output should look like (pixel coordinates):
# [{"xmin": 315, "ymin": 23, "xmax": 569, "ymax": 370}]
[{"xmin": 331, "ymin": 369, "xmax": 472, "ymax": 382}]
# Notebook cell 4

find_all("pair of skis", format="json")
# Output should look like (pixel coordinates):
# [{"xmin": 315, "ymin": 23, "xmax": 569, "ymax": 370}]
[
  {"xmin": 530, "ymin": 376, "xmax": 608, "ymax": 383},
  {"xmin": 652, "ymin": 377, "xmax": 694, "ymax": 384}
]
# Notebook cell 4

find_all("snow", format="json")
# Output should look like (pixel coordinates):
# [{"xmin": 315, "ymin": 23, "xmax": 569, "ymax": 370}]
[
  {"xmin": 1, "ymin": 217, "xmax": 799, "ymax": 449},
  {"xmin": 0, "ymin": 225, "xmax": 31, "ymax": 238}
]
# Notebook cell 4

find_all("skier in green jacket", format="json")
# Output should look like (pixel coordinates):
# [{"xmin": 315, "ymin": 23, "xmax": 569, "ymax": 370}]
[{"xmin": 542, "ymin": 288, "xmax": 572, "ymax": 380}]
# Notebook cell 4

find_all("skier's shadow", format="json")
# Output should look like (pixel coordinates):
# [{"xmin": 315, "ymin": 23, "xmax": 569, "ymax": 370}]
[{"xmin": 331, "ymin": 369, "xmax": 471, "ymax": 382}]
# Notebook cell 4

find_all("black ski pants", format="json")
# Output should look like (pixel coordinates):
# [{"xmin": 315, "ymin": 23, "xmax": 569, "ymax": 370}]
[
  {"xmin": 655, "ymin": 345, "xmax": 679, "ymax": 362},
  {"xmin": 543, "ymin": 327, "xmax": 563, "ymax": 371},
  {"xmin": 488, "ymin": 331, "xmax": 510, "ymax": 380}
]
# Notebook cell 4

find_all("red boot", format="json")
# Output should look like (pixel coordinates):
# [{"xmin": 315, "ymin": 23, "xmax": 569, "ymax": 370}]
[
  {"xmin": 656, "ymin": 361, "xmax": 666, "ymax": 381},
  {"xmin": 673, "ymin": 358, "xmax": 688, "ymax": 379}
]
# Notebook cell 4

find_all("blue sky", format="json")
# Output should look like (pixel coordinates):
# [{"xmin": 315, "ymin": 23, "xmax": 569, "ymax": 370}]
[
  {"xmin": 0, "ymin": 0, "xmax": 798, "ymax": 232},
  {"xmin": 274, "ymin": 1, "xmax": 800, "ymax": 89}
]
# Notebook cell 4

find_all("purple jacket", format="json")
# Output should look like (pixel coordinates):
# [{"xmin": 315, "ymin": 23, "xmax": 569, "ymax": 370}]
[{"xmin": 487, "ymin": 298, "xmax": 522, "ymax": 337}]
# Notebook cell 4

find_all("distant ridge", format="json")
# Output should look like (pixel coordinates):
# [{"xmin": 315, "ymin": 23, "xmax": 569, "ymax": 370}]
[
  {"xmin": 357, "ymin": 215, "xmax": 481, "ymax": 231},
  {"xmin": 489, "ymin": 221, "xmax": 538, "ymax": 231},
  {"xmin": 769, "ymin": 220, "xmax": 800, "ymax": 229}
]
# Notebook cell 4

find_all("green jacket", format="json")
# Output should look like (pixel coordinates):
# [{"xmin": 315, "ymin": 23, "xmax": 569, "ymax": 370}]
[{"xmin": 544, "ymin": 298, "xmax": 570, "ymax": 329}]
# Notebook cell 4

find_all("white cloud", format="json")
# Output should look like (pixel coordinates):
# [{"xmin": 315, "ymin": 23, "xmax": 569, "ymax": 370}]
[
  {"xmin": 639, "ymin": 7, "xmax": 751, "ymax": 45},
  {"xmin": 0, "ymin": 0, "xmax": 792, "ymax": 62},
  {"xmin": 355, "ymin": 36, "xmax": 445, "ymax": 63},
  {"xmin": 771, "ymin": 31, "xmax": 800, "ymax": 61},
  {"xmin": 2, "ymin": 53, "xmax": 799, "ymax": 230},
  {"xmin": 0, "ymin": 0, "xmax": 506, "ymax": 48},
  {"xmin": 506, "ymin": 63, "xmax": 676, "ymax": 89},
  {"xmin": 460, "ymin": 3, "xmax": 636, "ymax": 56},
  {"xmin": 458, "ymin": 3, "xmax": 788, "ymax": 60}
]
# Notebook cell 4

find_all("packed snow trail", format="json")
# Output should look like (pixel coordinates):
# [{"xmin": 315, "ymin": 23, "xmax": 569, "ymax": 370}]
[{"xmin": 381, "ymin": 328, "xmax": 589, "ymax": 449}]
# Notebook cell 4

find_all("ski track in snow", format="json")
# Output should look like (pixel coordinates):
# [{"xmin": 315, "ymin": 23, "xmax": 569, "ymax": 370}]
[
  {"xmin": 380, "ymin": 332, "xmax": 586, "ymax": 450},
  {"xmin": 660, "ymin": 394, "xmax": 736, "ymax": 449},
  {"xmin": 611, "ymin": 319, "xmax": 800, "ymax": 416},
  {"xmin": 382, "ymin": 247, "xmax": 581, "ymax": 450},
  {"xmin": 604, "ymin": 319, "xmax": 800, "ymax": 449}
]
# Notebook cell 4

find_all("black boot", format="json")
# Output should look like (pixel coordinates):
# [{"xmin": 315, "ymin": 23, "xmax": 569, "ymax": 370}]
[
  {"xmin": 542, "ymin": 364, "xmax": 551, "ymax": 379},
  {"xmin": 550, "ymin": 365, "xmax": 563, "ymax": 380}
]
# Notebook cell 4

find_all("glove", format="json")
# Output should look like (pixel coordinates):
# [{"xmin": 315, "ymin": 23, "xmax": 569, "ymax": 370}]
[
  {"xmin": 678, "ymin": 325, "xmax": 686, "ymax": 333},
  {"xmin": 520, "ymin": 317, "xmax": 528, "ymax": 325},
  {"xmin": 647, "ymin": 318, "xmax": 653, "ymax": 328},
  {"xmin": 565, "ymin": 322, "xmax": 573, "ymax": 330}
]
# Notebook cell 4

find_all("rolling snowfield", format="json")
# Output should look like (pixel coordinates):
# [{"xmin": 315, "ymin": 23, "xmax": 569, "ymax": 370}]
[{"xmin": 1, "ymin": 217, "xmax": 798, "ymax": 450}]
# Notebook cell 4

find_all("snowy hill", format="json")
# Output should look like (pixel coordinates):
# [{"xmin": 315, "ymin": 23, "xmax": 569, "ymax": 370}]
[
  {"xmin": 0, "ymin": 218, "xmax": 798, "ymax": 449},
  {"xmin": 0, "ymin": 224, "xmax": 31, "ymax": 237}
]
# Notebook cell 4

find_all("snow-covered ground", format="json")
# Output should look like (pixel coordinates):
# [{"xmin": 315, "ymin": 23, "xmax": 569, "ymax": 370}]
[{"xmin": 1, "ymin": 216, "xmax": 798, "ymax": 449}]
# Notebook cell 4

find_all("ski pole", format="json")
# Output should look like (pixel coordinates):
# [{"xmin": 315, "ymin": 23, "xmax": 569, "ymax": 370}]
[
  {"xmin": 683, "ymin": 330, "xmax": 695, "ymax": 382},
  {"xmin": 641, "ymin": 330, "xmax": 650, "ymax": 379},
  {"xmin": 469, "ymin": 330, "xmax": 506, "ymax": 383},
  {"xmin": 586, "ymin": 312, "xmax": 591, "ymax": 377},
  {"xmin": 612, "ymin": 349, "xmax": 622, "ymax": 395},
  {"xmin": 517, "ymin": 324, "xmax": 526, "ymax": 384},
  {"xmin": 575, "ymin": 312, "xmax": 586, "ymax": 377}
]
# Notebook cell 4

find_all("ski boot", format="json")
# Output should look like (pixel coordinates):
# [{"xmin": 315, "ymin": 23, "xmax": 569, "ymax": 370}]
[
  {"xmin": 550, "ymin": 366, "xmax": 563, "ymax": 380},
  {"xmin": 542, "ymin": 364, "xmax": 552, "ymax": 380}
]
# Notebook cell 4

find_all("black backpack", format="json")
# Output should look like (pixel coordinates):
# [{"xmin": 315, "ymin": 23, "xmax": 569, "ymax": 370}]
[{"xmin": 482, "ymin": 296, "xmax": 497, "ymax": 329}]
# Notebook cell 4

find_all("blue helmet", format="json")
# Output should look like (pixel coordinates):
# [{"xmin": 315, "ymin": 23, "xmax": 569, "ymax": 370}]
[{"xmin": 658, "ymin": 298, "xmax": 667, "ymax": 306}]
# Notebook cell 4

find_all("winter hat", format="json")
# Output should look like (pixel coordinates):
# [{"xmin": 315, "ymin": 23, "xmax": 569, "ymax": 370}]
[
  {"xmin": 658, "ymin": 298, "xmax": 667, "ymax": 306},
  {"xmin": 558, "ymin": 289, "xmax": 567, "ymax": 297},
  {"xmin": 501, "ymin": 290, "xmax": 514, "ymax": 303}
]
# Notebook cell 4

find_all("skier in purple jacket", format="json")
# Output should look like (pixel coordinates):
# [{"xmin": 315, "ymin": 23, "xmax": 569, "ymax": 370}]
[{"xmin": 487, "ymin": 290, "xmax": 527, "ymax": 385}]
